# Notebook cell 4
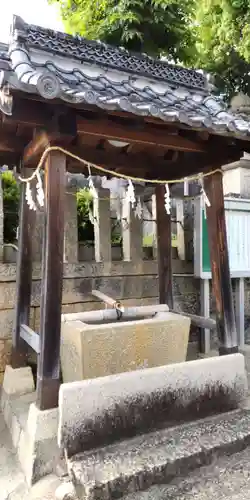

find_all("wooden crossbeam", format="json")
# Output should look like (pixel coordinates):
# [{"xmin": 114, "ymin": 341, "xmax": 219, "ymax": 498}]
[
  {"xmin": 65, "ymin": 144, "xmax": 243, "ymax": 180},
  {"xmin": 20, "ymin": 324, "xmax": 40, "ymax": 354},
  {"xmin": 77, "ymin": 117, "xmax": 207, "ymax": 153}
]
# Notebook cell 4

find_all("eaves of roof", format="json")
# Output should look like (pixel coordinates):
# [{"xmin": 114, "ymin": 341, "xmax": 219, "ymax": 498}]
[{"xmin": 0, "ymin": 15, "xmax": 249, "ymax": 140}]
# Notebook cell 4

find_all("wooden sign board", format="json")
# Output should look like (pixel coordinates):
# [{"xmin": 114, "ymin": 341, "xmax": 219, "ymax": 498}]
[{"xmin": 194, "ymin": 196, "xmax": 250, "ymax": 279}]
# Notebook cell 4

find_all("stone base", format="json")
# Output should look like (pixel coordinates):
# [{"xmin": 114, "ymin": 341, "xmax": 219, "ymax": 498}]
[
  {"xmin": 1, "ymin": 366, "xmax": 60, "ymax": 486},
  {"xmin": 69, "ymin": 409, "xmax": 250, "ymax": 500}
]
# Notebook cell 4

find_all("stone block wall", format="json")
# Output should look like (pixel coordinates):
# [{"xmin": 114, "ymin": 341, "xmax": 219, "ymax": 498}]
[{"xmin": 0, "ymin": 258, "xmax": 200, "ymax": 380}]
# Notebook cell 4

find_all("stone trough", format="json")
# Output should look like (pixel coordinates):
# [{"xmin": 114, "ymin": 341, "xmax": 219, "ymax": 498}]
[
  {"xmin": 60, "ymin": 304, "xmax": 191, "ymax": 382},
  {"xmin": 57, "ymin": 353, "xmax": 249, "ymax": 500}
]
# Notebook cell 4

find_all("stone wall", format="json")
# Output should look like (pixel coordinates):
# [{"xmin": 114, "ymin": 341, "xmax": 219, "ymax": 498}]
[{"xmin": 0, "ymin": 258, "xmax": 200, "ymax": 382}]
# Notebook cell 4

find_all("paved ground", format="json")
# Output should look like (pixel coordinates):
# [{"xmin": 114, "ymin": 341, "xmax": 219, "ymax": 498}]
[
  {"xmin": 124, "ymin": 447, "xmax": 250, "ymax": 500},
  {"xmin": 0, "ymin": 411, "xmax": 62, "ymax": 500}
]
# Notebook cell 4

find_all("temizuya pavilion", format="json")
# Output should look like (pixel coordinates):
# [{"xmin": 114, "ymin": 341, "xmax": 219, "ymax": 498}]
[{"xmin": 0, "ymin": 15, "xmax": 249, "ymax": 410}]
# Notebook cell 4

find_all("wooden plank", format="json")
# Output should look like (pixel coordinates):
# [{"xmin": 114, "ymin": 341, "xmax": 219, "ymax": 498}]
[
  {"xmin": 155, "ymin": 185, "xmax": 173, "ymax": 308},
  {"xmin": 36, "ymin": 150, "xmax": 66, "ymax": 410},
  {"xmin": 20, "ymin": 324, "xmax": 40, "ymax": 354},
  {"xmin": 77, "ymin": 118, "xmax": 207, "ymax": 152},
  {"xmin": 12, "ymin": 176, "xmax": 35, "ymax": 368},
  {"xmin": 204, "ymin": 170, "xmax": 238, "ymax": 354}
]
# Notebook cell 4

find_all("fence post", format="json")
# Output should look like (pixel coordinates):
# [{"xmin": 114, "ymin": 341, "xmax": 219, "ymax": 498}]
[
  {"xmin": 93, "ymin": 188, "xmax": 111, "ymax": 262},
  {"xmin": 64, "ymin": 186, "xmax": 78, "ymax": 263},
  {"xmin": 122, "ymin": 193, "xmax": 143, "ymax": 262}
]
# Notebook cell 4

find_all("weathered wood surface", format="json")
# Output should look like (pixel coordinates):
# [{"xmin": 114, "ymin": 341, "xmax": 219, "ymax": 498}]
[
  {"xmin": 156, "ymin": 185, "xmax": 173, "ymax": 309},
  {"xmin": 12, "ymin": 176, "xmax": 35, "ymax": 368},
  {"xmin": 37, "ymin": 150, "xmax": 66, "ymax": 410},
  {"xmin": 204, "ymin": 170, "xmax": 238, "ymax": 353}
]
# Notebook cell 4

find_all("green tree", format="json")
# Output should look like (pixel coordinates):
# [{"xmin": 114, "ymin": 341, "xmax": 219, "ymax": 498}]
[
  {"xmin": 1, "ymin": 171, "xmax": 20, "ymax": 243},
  {"xmin": 49, "ymin": 0, "xmax": 195, "ymax": 60},
  {"xmin": 50, "ymin": 0, "xmax": 250, "ymax": 100},
  {"xmin": 191, "ymin": 0, "xmax": 250, "ymax": 100},
  {"xmin": 77, "ymin": 188, "xmax": 94, "ymax": 242}
]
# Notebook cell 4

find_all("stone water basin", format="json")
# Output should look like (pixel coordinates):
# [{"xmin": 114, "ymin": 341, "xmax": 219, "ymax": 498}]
[{"xmin": 60, "ymin": 304, "xmax": 190, "ymax": 382}]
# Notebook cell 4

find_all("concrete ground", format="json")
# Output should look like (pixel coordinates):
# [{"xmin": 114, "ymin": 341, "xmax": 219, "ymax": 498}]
[{"xmin": 0, "ymin": 411, "xmax": 62, "ymax": 500}]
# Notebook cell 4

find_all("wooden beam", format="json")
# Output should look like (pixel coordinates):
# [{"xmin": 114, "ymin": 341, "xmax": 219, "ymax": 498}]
[
  {"xmin": 0, "ymin": 131, "xmax": 26, "ymax": 153},
  {"xmin": 77, "ymin": 117, "xmax": 207, "ymax": 152},
  {"xmin": 12, "ymin": 171, "xmax": 35, "ymax": 368},
  {"xmin": 204, "ymin": 170, "xmax": 238, "ymax": 354},
  {"xmin": 155, "ymin": 185, "xmax": 173, "ymax": 308},
  {"xmin": 23, "ymin": 110, "xmax": 77, "ymax": 165},
  {"xmin": 2, "ymin": 98, "xmax": 51, "ymax": 128},
  {"xmin": 60, "ymin": 143, "xmax": 243, "ymax": 181},
  {"xmin": 36, "ymin": 150, "xmax": 66, "ymax": 410}
]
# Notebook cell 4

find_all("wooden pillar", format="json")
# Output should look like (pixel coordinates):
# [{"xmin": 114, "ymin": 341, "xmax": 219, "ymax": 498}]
[
  {"xmin": 155, "ymin": 185, "xmax": 173, "ymax": 309},
  {"xmin": 204, "ymin": 171, "xmax": 238, "ymax": 354},
  {"xmin": 36, "ymin": 151, "xmax": 66, "ymax": 410},
  {"xmin": 12, "ymin": 173, "xmax": 35, "ymax": 368}
]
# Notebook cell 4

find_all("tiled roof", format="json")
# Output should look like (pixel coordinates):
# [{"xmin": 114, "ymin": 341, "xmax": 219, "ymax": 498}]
[{"xmin": 0, "ymin": 15, "xmax": 250, "ymax": 138}]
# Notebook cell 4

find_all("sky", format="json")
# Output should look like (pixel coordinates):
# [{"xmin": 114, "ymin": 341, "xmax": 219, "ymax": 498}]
[{"xmin": 0, "ymin": 0, "xmax": 64, "ymax": 43}]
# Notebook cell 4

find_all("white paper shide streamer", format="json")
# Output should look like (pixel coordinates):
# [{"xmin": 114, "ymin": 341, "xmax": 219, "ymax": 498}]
[
  {"xmin": 88, "ymin": 174, "xmax": 98, "ymax": 225},
  {"xmin": 25, "ymin": 171, "xmax": 45, "ymax": 211},
  {"xmin": 164, "ymin": 183, "xmax": 171, "ymax": 214},
  {"xmin": 199, "ymin": 174, "xmax": 211, "ymax": 216},
  {"xmin": 126, "ymin": 179, "xmax": 136, "ymax": 207}
]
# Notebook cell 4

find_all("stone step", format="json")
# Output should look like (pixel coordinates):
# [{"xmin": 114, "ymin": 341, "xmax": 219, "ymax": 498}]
[
  {"xmin": 69, "ymin": 409, "xmax": 250, "ymax": 500},
  {"xmin": 122, "ymin": 444, "xmax": 250, "ymax": 500}
]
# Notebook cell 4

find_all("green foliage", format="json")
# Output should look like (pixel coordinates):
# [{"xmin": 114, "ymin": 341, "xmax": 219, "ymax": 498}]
[
  {"xmin": 49, "ymin": 0, "xmax": 195, "ymax": 60},
  {"xmin": 1, "ymin": 175, "xmax": 120, "ymax": 246},
  {"xmin": 77, "ymin": 188, "xmax": 122, "ymax": 244},
  {"xmin": 1, "ymin": 171, "xmax": 20, "ymax": 243},
  {"xmin": 191, "ymin": 0, "xmax": 250, "ymax": 100},
  {"xmin": 76, "ymin": 188, "xmax": 94, "ymax": 242}
]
